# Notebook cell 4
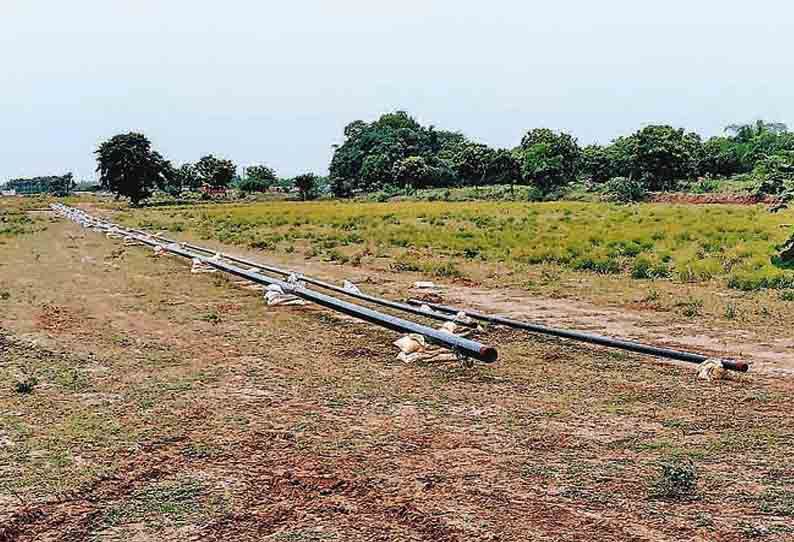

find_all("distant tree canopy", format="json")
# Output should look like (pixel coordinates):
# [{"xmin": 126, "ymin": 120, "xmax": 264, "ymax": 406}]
[
  {"xmin": 245, "ymin": 165, "xmax": 277, "ymax": 184},
  {"xmin": 517, "ymin": 128, "xmax": 581, "ymax": 192},
  {"xmin": 329, "ymin": 111, "xmax": 479, "ymax": 196},
  {"xmin": 328, "ymin": 113, "xmax": 794, "ymax": 197},
  {"xmin": 4, "ymin": 173, "xmax": 75, "ymax": 196},
  {"xmin": 95, "ymin": 133, "xmax": 173, "ymax": 206},
  {"xmin": 195, "ymin": 155, "xmax": 236, "ymax": 189},
  {"xmin": 293, "ymin": 173, "xmax": 321, "ymax": 200}
]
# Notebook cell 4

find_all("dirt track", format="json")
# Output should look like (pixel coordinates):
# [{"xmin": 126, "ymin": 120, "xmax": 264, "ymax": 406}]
[{"xmin": 2, "ymin": 214, "xmax": 794, "ymax": 541}]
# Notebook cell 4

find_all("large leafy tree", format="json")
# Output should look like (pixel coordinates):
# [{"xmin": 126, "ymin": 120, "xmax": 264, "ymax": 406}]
[
  {"xmin": 609, "ymin": 126, "xmax": 703, "ymax": 190},
  {"xmin": 175, "ymin": 163, "xmax": 201, "ymax": 192},
  {"xmin": 700, "ymin": 137, "xmax": 744, "ymax": 177},
  {"xmin": 293, "ymin": 173, "xmax": 320, "ymax": 200},
  {"xmin": 518, "ymin": 128, "xmax": 581, "ymax": 192},
  {"xmin": 195, "ymin": 155, "xmax": 236, "ymax": 189},
  {"xmin": 391, "ymin": 156, "xmax": 432, "ymax": 189},
  {"xmin": 753, "ymin": 151, "xmax": 794, "ymax": 195},
  {"xmin": 488, "ymin": 150, "xmax": 521, "ymax": 186},
  {"xmin": 454, "ymin": 143, "xmax": 496, "ymax": 185},
  {"xmin": 95, "ymin": 133, "xmax": 173, "ymax": 206},
  {"xmin": 329, "ymin": 111, "xmax": 468, "ymax": 196},
  {"xmin": 580, "ymin": 144, "xmax": 614, "ymax": 183},
  {"xmin": 50, "ymin": 173, "xmax": 76, "ymax": 196},
  {"xmin": 245, "ymin": 165, "xmax": 277, "ymax": 184}
]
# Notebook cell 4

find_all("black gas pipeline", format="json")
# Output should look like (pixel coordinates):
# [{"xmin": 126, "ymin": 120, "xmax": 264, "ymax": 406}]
[
  {"xmin": 51, "ymin": 204, "xmax": 497, "ymax": 363},
  {"xmin": 407, "ymin": 299, "xmax": 748, "ymax": 373}
]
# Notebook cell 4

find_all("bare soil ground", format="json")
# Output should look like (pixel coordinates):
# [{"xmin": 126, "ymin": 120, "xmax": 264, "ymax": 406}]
[{"xmin": 2, "ymin": 210, "xmax": 794, "ymax": 541}]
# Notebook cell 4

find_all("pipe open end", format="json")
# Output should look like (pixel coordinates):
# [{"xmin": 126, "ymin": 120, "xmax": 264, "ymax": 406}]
[
  {"xmin": 721, "ymin": 359, "xmax": 749, "ymax": 373},
  {"xmin": 479, "ymin": 346, "xmax": 498, "ymax": 363}
]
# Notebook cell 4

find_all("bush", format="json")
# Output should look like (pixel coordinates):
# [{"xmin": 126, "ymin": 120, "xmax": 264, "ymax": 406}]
[
  {"xmin": 688, "ymin": 177, "xmax": 720, "ymax": 194},
  {"xmin": 604, "ymin": 177, "xmax": 647, "ymax": 202},
  {"xmin": 651, "ymin": 459, "xmax": 698, "ymax": 500},
  {"xmin": 753, "ymin": 152, "xmax": 794, "ymax": 196}
]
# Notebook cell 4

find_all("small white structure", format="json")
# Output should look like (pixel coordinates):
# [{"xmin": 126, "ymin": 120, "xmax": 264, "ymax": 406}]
[{"xmin": 1, "ymin": 189, "xmax": 17, "ymax": 197}]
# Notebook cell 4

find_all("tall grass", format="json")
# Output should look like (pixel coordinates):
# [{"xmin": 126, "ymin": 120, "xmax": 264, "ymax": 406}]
[{"xmin": 119, "ymin": 201, "xmax": 794, "ymax": 291}]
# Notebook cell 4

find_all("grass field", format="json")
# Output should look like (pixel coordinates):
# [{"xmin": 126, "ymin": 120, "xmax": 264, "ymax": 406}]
[
  {"xmin": 2, "ymin": 197, "xmax": 794, "ymax": 541},
  {"xmin": 116, "ymin": 200, "xmax": 794, "ymax": 292}
]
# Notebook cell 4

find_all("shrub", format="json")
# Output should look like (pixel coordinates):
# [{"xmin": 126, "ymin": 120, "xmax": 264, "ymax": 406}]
[
  {"xmin": 688, "ymin": 177, "xmax": 720, "ymax": 194},
  {"xmin": 604, "ymin": 177, "xmax": 647, "ymax": 202},
  {"xmin": 14, "ymin": 375, "xmax": 38, "ymax": 394},
  {"xmin": 753, "ymin": 152, "xmax": 794, "ymax": 196},
  {"xmin": 651, "ymin": 459, "xmax": 698, "ymax": 500}
]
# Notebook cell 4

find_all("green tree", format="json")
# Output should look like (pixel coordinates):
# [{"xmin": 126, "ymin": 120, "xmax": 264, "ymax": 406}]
[
  {"xmin": 454, "ymin": 143, "xmax": 496, "ymax": 185},
  {"xmin": 391, "ymin": 156, "xmax": 432, "ymax": 189},
  {"xmin": 293, "ymin": 173, "xmax": 320, "ymax": 200},
  {"xmin": 609, "ymin": 126, "xmax": 703, "ymax": 191},
  {"xmin": 518, "ymin": 129, "xmax": 581, "ymax": 192},
  {"xmin": 49, "ymin": 173, "xmax": 75, "ymax": 196},
  {"xmin": 700, "ymin": 137, "xmax": 744, "ymax": 177},
  {"xmin": 195, "ymin": 155, "xmax": 236, "ymax": 189},
  {"xmin": 581, "ymin": 144, "xmax": 613, "ymax": 183},
  {"xmin": 329, "ymin": 112, "xmax": 471, "ymax": 195},
  {"xmin": 95, "ymin": 133, "xmax": 173, "ymax": 206},
  {"xmin": 175, "ymin": 163, "xmax": 201, "ymax": 192},
  {"xmin": 753, "ymin": 152, "xmax": 794, "ymax": 195},
  {"xmin": 245, "ymin": 165, "xmax": 277, "ymax": 185}
]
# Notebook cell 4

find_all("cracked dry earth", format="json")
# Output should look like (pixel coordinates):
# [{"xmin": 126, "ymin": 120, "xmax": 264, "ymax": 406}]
[{"xmin": 1, "ymin": 213, "xmax": 794, "ymax": 541}]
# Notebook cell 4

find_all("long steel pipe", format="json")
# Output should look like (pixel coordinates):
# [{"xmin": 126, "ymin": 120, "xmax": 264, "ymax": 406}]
[
  {"xmin": 168, "ymin": 241, "xmax": 474, "ymax": 328},
  {"xmin": 111, "ymin": 226, "xmax": 474, "ymax": 328},
  {"xmin": 408, "ymin": 299, "xmax": 748, "ymax": 372},
  {"xmin": 52, "ymin": 205, "xmax": 497, "ymax": 363}
]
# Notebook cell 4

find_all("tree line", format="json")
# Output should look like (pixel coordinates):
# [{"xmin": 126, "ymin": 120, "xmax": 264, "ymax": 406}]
[
  {"xmin": 3, "ymin": 173, "xmax": 76, "ymax": 196},
  {"xmin": 9, "ymin": 115, "xmax": 791, "ymax": 206},
  {"xmin": 93, "ymin": 133, "xmax": 321, "ymax": 205},
  {"xmin": 328, "ymin": 114, "xmax": 794, "ymax": 198}
]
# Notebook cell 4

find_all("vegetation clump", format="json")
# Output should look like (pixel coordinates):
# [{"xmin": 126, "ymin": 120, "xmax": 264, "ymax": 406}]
[{"xmin": 651, "ymin": 459, "xmax": 699, "ymax": 501}]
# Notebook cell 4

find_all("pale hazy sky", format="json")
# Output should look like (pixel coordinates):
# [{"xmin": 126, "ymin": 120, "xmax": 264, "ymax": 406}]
[{"xmin": 1, "ymin": 1, "xmax": 791, "ymax": 181}]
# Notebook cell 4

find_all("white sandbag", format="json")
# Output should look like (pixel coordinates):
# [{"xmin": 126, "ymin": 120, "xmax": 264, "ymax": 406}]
[
  {"xmin": 413, "ymin": 281, "xmax": 437, "ymax": 290},
  {"xmin": 191, "ymin": 258, "xmax": 217, "ymax": 274},
  {"xmin": 394, "ymin": 334, "xmax": 426, "ymax": 354},
  {"xmin": 264, "ymin": 284, "xmax": 306, "ymax": 306},
  {"xmin": 394, "ymin": 333, "xmax": 457, "ymax": 363},
  {"xmin": 287, "ymin": 273, "xmax": 306, "ymax": 289},
  {"xmin": 697, "ymin": 359, "xmax": 726, "ymax": 381},
  {"xmin": 454, "ymin": 311, "xmax": 474, "ymax": 325},
  {"xmin": 343, "ymin": 280, "xmax": 361, "ymax": 294}
]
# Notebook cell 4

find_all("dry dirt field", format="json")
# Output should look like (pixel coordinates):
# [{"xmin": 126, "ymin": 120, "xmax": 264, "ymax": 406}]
[{"xmin": 1, "ymin": 201, "xmax": 794, "ymax": 541}]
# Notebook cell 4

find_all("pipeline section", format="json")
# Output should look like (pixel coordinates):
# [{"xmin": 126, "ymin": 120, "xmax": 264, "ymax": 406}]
[
  {"xmin": 51, "ymin": 204, "xmax": 497, "ymax": 363},
  {"xmin": 407, "ymin": 300, "xmax": 748, "ymax": 373},
  {"xmin": 119, "ymin": 230, "xmax": 475, "ymax": 329}
]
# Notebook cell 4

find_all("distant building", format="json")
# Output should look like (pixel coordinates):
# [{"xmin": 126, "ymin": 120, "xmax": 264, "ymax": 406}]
[{"xmin": 1, "ymin": 189, "xmax": 17, "ymax": 197}]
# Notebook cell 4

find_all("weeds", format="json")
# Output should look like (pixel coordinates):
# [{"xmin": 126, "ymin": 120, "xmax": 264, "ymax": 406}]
[
  {"xmin": 677, "ymin": 297, "xmax": 703, "ymax": 318},
  {"xmin": 199, "ymin": 311, "xmax": 222, "ymax": 325},
  {"xmin": 14, "ymin": 375, "xmax": 38, "ymax": 394},
  {"xmin": 119, "ymin": 200, "xmax": 794, "ymax": 291},
  {"xmin": 650, "ymin": 459, "xmax": 698, "ymax": 500}
]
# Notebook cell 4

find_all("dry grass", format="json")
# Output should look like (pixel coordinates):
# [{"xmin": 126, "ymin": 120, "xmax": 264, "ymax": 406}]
[
  {"xmin": 114, "ymin": 199, "xmax": 794, "ymax": 292},
  {"xmin": 0, "ymin": 201, "xmax": 793, "ymax": 540}
]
